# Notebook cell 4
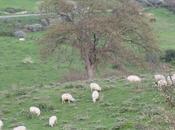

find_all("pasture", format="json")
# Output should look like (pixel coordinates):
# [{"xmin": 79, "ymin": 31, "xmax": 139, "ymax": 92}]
[
  {"xmin": 0, "ymin": 76, "xmax": 171, "ymax": 130},
  {"xmin": 0, "ymin": 0, "xmax": 40, "ymax": 12},
  {"xmin": 0, "ymin": 6, "xmax": 175, "ymax": 130}
]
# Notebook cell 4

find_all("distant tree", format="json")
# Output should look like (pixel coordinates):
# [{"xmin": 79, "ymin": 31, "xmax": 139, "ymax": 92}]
[{"xmin": 40, "ymin": 0, "xmax": 158, "ymax": 80}]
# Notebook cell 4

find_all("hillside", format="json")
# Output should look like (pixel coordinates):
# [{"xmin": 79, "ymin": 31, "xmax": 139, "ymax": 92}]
[
  {"xmin": 0, "ymin": 1, "xmax": 175, "ymax": 129},
  {"xmin": 149, "ymin": 8, "xmax": 175, "ymax": 50},
  {"xmin": 0, "ymin": 76, "xmax": 172, "ymax": 130},
  {"xmin": 0, "ymin": 0, "xmax": 41, "ymax": 12}
]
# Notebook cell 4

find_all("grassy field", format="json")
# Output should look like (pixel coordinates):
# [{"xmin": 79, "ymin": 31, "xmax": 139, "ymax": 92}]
[
  {"xmin": 149, "ymin": 8, "xmax": 175, "ymax": 50},
  {"xmin": 0, "ymin": 32, "xmax": 84, "ymax": 90},
  {"xmin": 0, "ymin": 0, "xmax": 40, "ymax": 12},
  {"xmin": 0, "ymin": 76, "xmax": 173, "ymax": 130},
  {"xmin": 0, "ymin": 7, "xmax": 175, "ymax": 130}
]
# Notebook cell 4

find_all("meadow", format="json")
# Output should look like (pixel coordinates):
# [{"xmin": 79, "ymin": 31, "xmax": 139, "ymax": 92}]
[
  {"xmin": 0, "ymin": 6, "xmax": 175, "ymax": 129},
  {"xmin": 0, "ymin": 0, "xmax": 40, "ymax": 12}
]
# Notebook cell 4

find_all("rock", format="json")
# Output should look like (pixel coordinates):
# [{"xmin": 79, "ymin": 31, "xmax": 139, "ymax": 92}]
[
  {"xmin": 25, "ymin": 24, "xmax": 43, "ymax": 32},
  {"xmin": 19, "ymin": 38, "xmax": 25, "ymax": 41},
  {"xmin": 40, "ymin": 19, "xmax": 50, "ymax": 26},
  {"xmin": 137, "ymin": 0, "xmax": 164, "ymax": 6},
  {"xmin": 14, "ymin": 30, "xmax": 26, "ymax": 38}
]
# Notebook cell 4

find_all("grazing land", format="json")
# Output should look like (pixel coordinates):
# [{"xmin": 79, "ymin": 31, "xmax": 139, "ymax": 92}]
[{"xmin": 0, "ymin": 1, "xmax": 175, "ymax": 129}]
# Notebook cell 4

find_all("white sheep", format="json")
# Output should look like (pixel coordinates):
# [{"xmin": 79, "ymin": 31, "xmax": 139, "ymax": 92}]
[
  {"xmin": 127, "ymin": 75, "xmax": 141, "ymax": 82},
  {"xmin": 166, "ymin": 74, "xmax": 175, "ymax": 85},
  {"xmin": 29, "ymin": 106, "xmax": 41, "ymax": 116},
  {"xmin": 22, "ymin": 56, "xmax": 33, "ymax": 64},
  {"xmin": 13, "ymin": 126, "xmax": 27, "ymax": 130},
  {"xmin": 156, "ymin": 79, "xmax": 168, "ymax": 91},
  {"xmin": 154, "ymin": 74, "xmax": 166, "ymax": 82},
  {"xmin": 0, "ymin": 120, "xmax": 3, "ymax": 130},
  {"xmin": 92, "ymin": 91, "xmax": 99, "ymax": 103},
  {"xmin": 61, "ymin": 93, "xmax": 75, "ymax": 104},
  {"xmin": 49, "ymin": 116, "xmax": 57, "ymax": 127},
  {"xmin": 90, "ymin": 83, "xmax": 101, "ymax": 92}
]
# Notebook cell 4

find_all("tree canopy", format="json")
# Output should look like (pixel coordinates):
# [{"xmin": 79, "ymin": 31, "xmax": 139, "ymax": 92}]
[{"xmin": 40, "ymin": 0, "xmax": 158, "ymax": 79}]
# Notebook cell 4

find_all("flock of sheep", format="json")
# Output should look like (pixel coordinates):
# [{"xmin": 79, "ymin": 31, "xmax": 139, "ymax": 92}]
[
  {"xmin": 0, "ymin": 82, "xmax": 102, "ymax": 130},
  {"xmin": 0, "ymin": 74, "xmax": 172, "ymax": 130},
  {"xmin": 154, "ymin": 74, "xmax": 175, "ymax": 89}
]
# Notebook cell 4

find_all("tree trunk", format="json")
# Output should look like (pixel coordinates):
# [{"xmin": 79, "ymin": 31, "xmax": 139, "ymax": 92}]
[
  {"xmin": 85, "ymin": 56, "xmax": 95, "ymax": 80},
  {"xmin": 86, "ymin": 64, "xmax": 94, "ymax": 80}
]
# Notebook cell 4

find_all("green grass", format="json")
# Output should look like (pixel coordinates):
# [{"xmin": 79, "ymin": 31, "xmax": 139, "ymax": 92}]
[
  {"xmin": 0, "ymin": 32, "xmax": 84, "ymax": 90},
  {"xmin": 0, "ymin": 0, "xmax": 41, "ymax": 12},
  {"xmin": 148, "ymin": 8, "xmax": 175, "ymax": 50},
  {"xmin": 0, "ymin": 7, "xmax": 175, "ymax": 130},
  {"xmin": 0, "ymin": 77, "xmax": 172, "ymax": 130}
]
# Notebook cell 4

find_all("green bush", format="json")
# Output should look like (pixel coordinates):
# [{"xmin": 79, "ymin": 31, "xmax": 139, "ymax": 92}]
[
  {"xmin": 163, "ymin": 49, "xmax": 175, "ymax": 62},
  {"xmin": 4, "ymin": 7, "xmax": 24, "ymax": 13}
]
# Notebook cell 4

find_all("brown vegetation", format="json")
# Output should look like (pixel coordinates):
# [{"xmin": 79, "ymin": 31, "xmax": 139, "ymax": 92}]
[{"xmin": 40, "ymin": 0, "xmax": 158, "ymax": 80}]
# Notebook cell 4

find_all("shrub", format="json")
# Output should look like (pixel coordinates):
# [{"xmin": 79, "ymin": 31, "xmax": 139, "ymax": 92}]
[
  {"xmin": 163, "ymin": 49, "xmax": 175, "ymax": 63},
  {"xmin": 0, "ymin": 19, "xmax": 15, "ymax": 36},
  {"xmin": 4, "ymin": 7, "xmax": 24, "ymax": 13}
]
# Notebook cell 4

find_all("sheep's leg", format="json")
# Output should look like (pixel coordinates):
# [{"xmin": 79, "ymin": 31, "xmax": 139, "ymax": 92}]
[{"xmin": 62, "ymin": 99, "xmax": 65, "ymax": 104}]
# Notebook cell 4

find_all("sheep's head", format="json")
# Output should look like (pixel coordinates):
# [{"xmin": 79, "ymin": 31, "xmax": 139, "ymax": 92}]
[{"xmin": 70, "ymin": 97, "xmax": 75, "ymax": 102}]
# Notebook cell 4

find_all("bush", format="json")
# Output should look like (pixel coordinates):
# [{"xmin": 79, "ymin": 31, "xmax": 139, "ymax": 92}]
[
  {"xmin": 163, "ymin": 49, "xmax": 175, "ymax": 62},
  {"xmin": 25, "ymin": 24, "xmax": 43, "ymax": 32},
  {"xmin": 4, "ymin": 7, "xmax": 24, "ymax": 13},
  {"xmin": 0, "ymin": 19, "xmax": 15, "ymax": 36}
]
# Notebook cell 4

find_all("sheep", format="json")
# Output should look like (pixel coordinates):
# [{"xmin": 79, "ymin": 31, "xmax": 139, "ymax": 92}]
[
  {"xmin": 29, "ymin": 106, "xmax": 41, "ymax": 116},
  {"xmin": 92, "ymin": 91, "xmax": 99, "ymax": 103},
  {"xmin": 147, "ymin": 13, "xmax": 156, "ymax": 22},
  {"xmin": 49, "ymin": 116, "xmax": 57, "ymax": 127},
  {"xmin": 140, "ymin": 12, "xmax": 156, "ymax": 22},
  {"xmin": 127, "ymin": 75, "xmax": 141, "ymax": 82},
  {"xmin": 154, "ymin": 74, "xmax": 166, "ymax": 82},
  {"xmin": 13, "ymin": 126, "xmax": 27, "ymax": 130},
  {"xmin": 61, "ymin": 93, "xmax": 75, "ymax": 104},
  {"xmin": 166, "ymin": 75, "xmax": 175, "ymax": 86},
  {"xmin": 0, "ymin": 120, "xmax": 3, "ymax": 130},
  {"xmin": 90, "ymin": 83, "xmax": 101, "ymax": 92},
  {"xmin": 22, "ymin": 56, "xmax": 33, "ymax": 64},
  {"xmin": 155, "ymin": 79, "xmax": 168, "ymax": 91}
]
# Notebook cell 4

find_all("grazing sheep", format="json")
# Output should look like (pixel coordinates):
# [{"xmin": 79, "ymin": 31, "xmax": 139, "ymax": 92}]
[
  {"xmin": 22, "ymin": 56, "xmax": 33, "ymax": 64},
  {"xmin": 90, "ymin": 83, "xmax": 101, "ymax": 92},
  {"xmin": 154, "ymin": 74, "xmax": 166, "ymax": 82},
  {"xmin": 127, "ymin": 75, "xmax": 141, "ymax": 82},
  {"xmin": 13, "ymin": 126, "xmax": 27, "ymax": 130},
  {"xmin": 167, "ymin": 75, "xmax": 175, "ymax": 85},
  {"xmin": 92, "ymin": 91, "xmax": 99, "ymax": 103},
  {"xmin": 49, "ymin": 116, "xmax": 57, "ymax": 127},
  {"xmin": 156, "ymin": 79, "xmax": 168, "ymax": 91},
  {"xmin": 61, "ymin": 93, "xmax": 75, "ymax": 104},
  {"xmin": 140, "ymin": 12, "xmax": 156, "ymax": 22},
  {"xmin": 146, "ymin": 13, "xmax": 156, "ymax": 22},
  {"xmin": 29, "ymin": 106, "xmax": 41, "ymax": 116},
  {"xmin": 0, "ymin": 120, "xmax": 3, "ymax": 130}
]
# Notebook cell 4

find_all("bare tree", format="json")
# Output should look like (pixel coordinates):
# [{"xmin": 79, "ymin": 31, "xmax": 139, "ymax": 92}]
[{"xmin": 40, "ymin": 0, "xmax": 158, "ymax": 80}]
